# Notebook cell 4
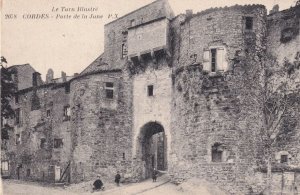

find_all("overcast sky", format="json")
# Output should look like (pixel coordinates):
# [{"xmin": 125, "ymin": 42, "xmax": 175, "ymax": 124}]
[{"xmin": 2, "ymin": 0, "xmax": 297, "ymax": 79}]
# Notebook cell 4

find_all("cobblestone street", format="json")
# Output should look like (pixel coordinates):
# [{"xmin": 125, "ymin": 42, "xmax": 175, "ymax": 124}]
[
  {"xmin": 1, "ymin": 175, "xmax": 183, "ymax": 195},
  {"xmin": 1, "ymin": 176, "xmax": 228, "ymax": 195}
]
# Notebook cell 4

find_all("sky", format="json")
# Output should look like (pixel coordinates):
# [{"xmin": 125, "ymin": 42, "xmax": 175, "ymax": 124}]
[{"xmin": 1, "ymin": 0, "xmax": 297, "ymax": 80}]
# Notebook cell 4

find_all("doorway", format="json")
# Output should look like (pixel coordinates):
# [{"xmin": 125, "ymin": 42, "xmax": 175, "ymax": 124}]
[{"xmin": 136, "ymin": 122, "xmax": 167, "ymax": 179}]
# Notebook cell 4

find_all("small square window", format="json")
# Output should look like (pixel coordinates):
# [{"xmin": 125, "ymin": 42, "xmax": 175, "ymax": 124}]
[
  {"xmin": 63, "ymin": 106, "xmax": 71, "ymax": 121},
  {"xmin": 15, "ymin": 108, "xmax": 21, "ymax": 125},
  {"xmin": 54, "ymin": 138, "xmax": 63, "ymax": 148},
  {"xmin": 106, "ymin": 82, "xmax": 114, "ymax": 88},
  {"xmin": 15, "ymin": 94, "xmax": 19, "ymax": 104},
  {"xmin": 40, "ymin": 138, "xmax": 46, "ymax": 148},
  {"xmin": 105, "ymin": 82, "xmax": 114, "ymax": 99},
  {"xmin": 47, "ymin": 110, "xmax": 51, "ymax": 117},
  {"xmin": 65, "ymin": 83, "xmax": 70, "ymax": 94},
  {"xmin": 280, "ymin": 155, "xmax": 288, "ymax": 163},
  {"xmin": 148, "ymin": 85, "xmax": 154, "ymax": 96},
  {"xmin": 212, "ymin": 143, "xmax": 223, "ymax": 162},
  {"xmin": 245, "ymin": 17, "xmax": 253, "ymax": 30}
]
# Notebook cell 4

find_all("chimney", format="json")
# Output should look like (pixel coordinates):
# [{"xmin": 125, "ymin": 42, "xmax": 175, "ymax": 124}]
[
  {"xmin": 186, "ymin": 9, "xmax": 193, "ymax": 19},
  {"xmin": 46, "ymin": 68, "xmax": 54, "ymax": 83},
  {"xmin": 269, "ymin": 4, "xmax": 279, "ymax": 14},
  {"xmin": 61, "ymin": 71, "xmax": 67, "ymax": 82},
  {"xmin": 32, "ymin": 72, "xmax": 42, "ymax": 87}
]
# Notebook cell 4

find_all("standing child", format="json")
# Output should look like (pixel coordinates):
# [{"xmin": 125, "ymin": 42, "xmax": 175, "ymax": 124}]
[
  {"xmin": 152, "ymin": 168, "xmax": 158, "ymax": 182},
  {"xmin": 115, "ymin": 171, "xmax": 121, "ymax": 186}
]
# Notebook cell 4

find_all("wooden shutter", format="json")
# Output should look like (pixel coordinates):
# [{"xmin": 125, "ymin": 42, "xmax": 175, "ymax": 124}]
[
  {"xmin": 217, "ymin": 48, "xmax": 228, "ymax": 71},
  {"xmin": 203, "ymin": 49, "xmax": 210, "ymax": 71},
  {"xmin": 217, "ymin": 48, "xmax": 224, "ymax": 71}
]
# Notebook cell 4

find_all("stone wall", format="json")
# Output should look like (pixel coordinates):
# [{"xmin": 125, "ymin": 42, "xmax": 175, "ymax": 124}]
[
  {"xmin": 7, "ymin": 64, "xmax": 36, "ymax": 91},
  {"xmin": 267, "ymin": 5, "xmax": 300, "ymax": 64},
  {"xmin": 170, "ymin": 5, "xmax": 266, "ymax": 70},
  {"xmin": 266, "ymin": 4, "xmax": 300, "ymax": 169},
  {"xmin": 69, "ymin": 70, "xmax": 133, "ymax": 183},
  {"xmin": 3, "ymin": 83, "xmax": 71, "ymax": 182},
  {"xmin": 169, "ymin": 5, "xmax": 267, "ymax": 194},
  {"xmin": 131, "ymin": 58, "xmax": 172, "ymax": 180},
  {"xmin": 2, "ymin": 2, "xmax": 300, "ymax": 194},
  {"xmin": 128, "ymin": 18, "xmax": 169, "ymax": 56}
]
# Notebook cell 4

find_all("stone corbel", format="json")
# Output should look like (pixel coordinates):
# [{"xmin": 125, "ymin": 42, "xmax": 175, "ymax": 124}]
[{"xmin": 151, "ymin": 50, "xmax": 157, "ymax": 64}]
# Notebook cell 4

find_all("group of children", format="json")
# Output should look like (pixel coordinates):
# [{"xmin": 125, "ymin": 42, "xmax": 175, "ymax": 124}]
[
  {"xmin": 92, "ymin": 168, "xmax": 159, "ymax": 192},
  {"xmin": 92, "ymin": 172, "xmax": 121, "ymax": 192}
]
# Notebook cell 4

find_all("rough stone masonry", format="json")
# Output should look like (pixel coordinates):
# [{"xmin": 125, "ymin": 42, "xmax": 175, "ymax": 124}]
[{"xmin": 1, "ymin": 0, "xmax": 300, "ymax": 194}]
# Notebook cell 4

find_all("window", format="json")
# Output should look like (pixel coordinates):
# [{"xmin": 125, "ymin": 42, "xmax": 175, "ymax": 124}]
[
  {"xmin": 212, "ymin": 143, "xmax": 223, "ymax": 162},
  {"xmin": 123, "ymin": 153, "xmax": 126, "ymax": 160},
  {"xmin": 63, "ymin": 106, "xmax": 70, "ymax": 121},
  {"xmin": 121, "ymin": 44, "xmax": 128, "ymax": 58},
  {"xmin": 31, "ymin": 92, "xmax": 41, "ymax": 111},
  {"xmin": 16, "ymin": 134, "xmax": 21, "ymax": 145},
  {"xmin": 15, "ymin": 94, "xmax": 19, "ymax": 104},
  {"xmin": 245, "ymin": 17, "xmax": 253, "ymax": 30},
  {"xmin": 211, "ymin": 49, "xmax": 217, "ymax": 72},
  {"xmin": 54, "ymin": 138, "xmax": 63, "ymax": 148},
  {"xmin": 26, "ymin": 169, "xmax": 30, "ymax": 177},
  {"xmin": 65, "ymin": 83, "xmax": 70, "ymax": 94},
  {"xmin": 2, "ymin": 117, "xmax": 7, "ymax": 126},
  {"xmin": 203, "ymin": 47, "xmax": 228, "ymax": 73},
  {"xmin": 47, "ymin": 109, "xmax": 51, "ymax": 117},
  {"xmin": 147, "ymin": 85, "xmax": 154, "ymax": 96},
  {"xmin": 280, "ymin": 155, "xmax": 288, "ymax": 163},
  {"xmin": 1, "ymin": 161, "xmax": 9, "ymax": 171},
  {"xmin": 15, "ymin": 108, "xmax": 21, "ymax": 125},
  {"xmin": 11, "ymin": 73, "xmax": 16, "ymax": 82},
  {"xmin": 105, "ymin": 82, "xmax": 114, "ymax": 99},
  {"xmin": 40, "ymin": 138, "xmax": 46, "ymax": 149}
]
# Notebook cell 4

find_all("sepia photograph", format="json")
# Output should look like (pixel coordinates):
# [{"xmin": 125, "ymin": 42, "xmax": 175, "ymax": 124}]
[{"xmin": 1, "ymin": 0, "xmax": 300, "ymax": 194}]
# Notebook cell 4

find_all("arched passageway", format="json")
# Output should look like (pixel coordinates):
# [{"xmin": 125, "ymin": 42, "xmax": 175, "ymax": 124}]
[{"xmin": 136, "ymin": 122, "xmax": 167, "ymax": 179}]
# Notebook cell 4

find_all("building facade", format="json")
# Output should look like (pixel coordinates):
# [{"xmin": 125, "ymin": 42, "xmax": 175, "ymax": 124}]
[{"xmin": 1, "ymin": 0, "xmax": 300, "ymax": 194}]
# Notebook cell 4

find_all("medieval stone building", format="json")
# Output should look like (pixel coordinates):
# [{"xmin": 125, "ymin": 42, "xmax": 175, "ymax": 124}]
[{"xmin": 1, "ymin": 0, "xmax": 300, "ymax": 194}]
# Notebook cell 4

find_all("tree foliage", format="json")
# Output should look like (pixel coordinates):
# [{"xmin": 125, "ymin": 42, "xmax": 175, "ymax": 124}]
[
  {"xmin": 230, "ymin": 49, "xmax": 300, "ymax": 194},
  {"xmin": 1, "ymin": 57, "xmax": 16, "ymax": 139}
]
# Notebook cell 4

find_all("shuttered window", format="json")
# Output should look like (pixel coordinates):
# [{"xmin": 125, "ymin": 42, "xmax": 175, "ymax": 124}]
[
  {"xmin": 203, "ymin": 47, "xmax": 228, "ymax": 72},
  {"xmin": 203, "ymin": 49, "xmax": 210, "ymax": 71}
]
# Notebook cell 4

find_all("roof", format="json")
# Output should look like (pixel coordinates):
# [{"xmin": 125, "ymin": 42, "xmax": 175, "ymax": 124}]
[
  {"xmin": 79, "ymin": 53, "xmax": 109, "ymax": 75},
  {"xmin": 105, "ymin": 0, "xmax": 174, "ymax": 26},
  {"xmin": 80, "ymin": 0, "xmax": 174, "ymax": 76},
  {"xmin": 7, "ymin": 63, "xmax": 36, "ymax": 72}
]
